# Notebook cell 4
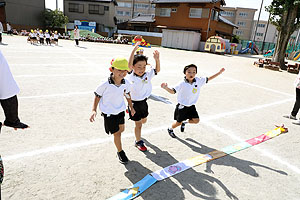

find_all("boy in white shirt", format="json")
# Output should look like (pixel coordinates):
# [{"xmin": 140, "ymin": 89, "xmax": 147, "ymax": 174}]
[
  {"xmin": 126, "ymin": 43, "xmax": 160, "ymax": 151},
  {"xmin": 45, "ymin": 30, "xmax": 51, "ymax": 45},
  {"xmin": 161, "ymin": 64, "xmax": 225, "ymax": 138},
  {"xmin": 0, "ymin": 51, "xmax": 29, "ymax": 133},
  {"xmin": 38, "ymin": 30, "xmax": 44, "ymax": 45},
  {"xmin": 90, "ymin": 57, "xmax": 135, "ymax": 164},
  {"xmin": 53, "ymin": 31, "xmax": 59, "ymax": 46}
]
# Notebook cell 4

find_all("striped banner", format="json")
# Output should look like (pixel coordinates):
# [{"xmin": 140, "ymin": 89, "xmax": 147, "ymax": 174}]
[{"xmin": 109, "ymin": 125, "xmax": 287, "ymax": 199}]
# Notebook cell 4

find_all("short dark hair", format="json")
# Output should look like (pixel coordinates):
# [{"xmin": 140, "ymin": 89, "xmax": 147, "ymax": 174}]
[
  {"xmin": 133, "ymin": 55, "xmax": 148, "ymax": 65},
  {"xmin": 183, "ymin": 64, "xmax": 197, "ymax": 74}
]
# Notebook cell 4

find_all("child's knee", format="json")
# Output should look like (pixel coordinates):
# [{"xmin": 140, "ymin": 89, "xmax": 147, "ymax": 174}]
[{"xmin": 191, "ymin": 118, "xmax": 200, "ymax": 124}]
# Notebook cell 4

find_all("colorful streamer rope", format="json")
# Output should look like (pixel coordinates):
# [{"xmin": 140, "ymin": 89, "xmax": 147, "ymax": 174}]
[{"xmin": 108, "ymin": 125, "xmax": 288, "ymax": 200}]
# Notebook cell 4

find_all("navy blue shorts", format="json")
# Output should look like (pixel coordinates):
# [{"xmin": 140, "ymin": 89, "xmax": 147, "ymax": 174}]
[
  {"xmin": 102, "ymin": 111, "xmax": 125, "ymax": 134},
  {"xmin": 174, "ymin": 104, "xmax": 199, "ymax": 122},
  {"xmin": 129, "ymin": 98, "xmax": 149, "ymax": 121}
]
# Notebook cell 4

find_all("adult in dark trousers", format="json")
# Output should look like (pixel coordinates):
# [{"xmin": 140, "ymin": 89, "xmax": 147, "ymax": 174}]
[
  {"xmin": 284, "ymin": 70, "xmax": 300, "ymax": 125},
  {"xmin": 0, "ymin": 50, "xmax": 29, "ymax": 133}
]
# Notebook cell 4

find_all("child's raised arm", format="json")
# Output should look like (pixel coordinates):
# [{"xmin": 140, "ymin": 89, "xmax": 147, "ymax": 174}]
[
  {"xmin": 90, "ymin": 96, "xmax": 100, "ymax": 122},
  {"xmin": 128, "ymin": 42, "xmax": 141, "ymax": 70},
  {"xmin": 161, "ymin": 83, "xmax": 175, "ymax": 94},
  {"xmin": 208, "ymin": 68, "xmax": 225, "ymax": 82},
  {"xmin": 153, "ymin": 50, "xmax": 160, "ymax": 73}
]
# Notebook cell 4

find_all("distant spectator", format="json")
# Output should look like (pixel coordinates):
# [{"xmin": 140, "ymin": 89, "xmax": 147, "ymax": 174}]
[
  {"xmin": 6, "ymin": 22, "xmax": 12, "ymax": 35},
  {"xmin": 74, "ymin": 25, "xmax": 80, "ymax": 46}
]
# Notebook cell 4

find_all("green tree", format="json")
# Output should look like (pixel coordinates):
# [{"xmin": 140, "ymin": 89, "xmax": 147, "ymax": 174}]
[
  {"xmin": 43, "ymin": 9, "xmax": 69, "ymax": 29},
  {"xmin": 266, "ymin": 0, "xmax": 300, "ymax": 69}
]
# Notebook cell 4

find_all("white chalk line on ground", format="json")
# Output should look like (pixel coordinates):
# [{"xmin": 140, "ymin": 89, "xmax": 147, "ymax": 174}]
[{"xmin": 3, "ymin": 96, "xmax": 300, "ymax": 175}]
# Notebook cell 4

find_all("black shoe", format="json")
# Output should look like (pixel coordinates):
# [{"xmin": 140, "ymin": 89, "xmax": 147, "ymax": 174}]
[
  {"xmin": 4, "ymin": 121, "xmax": 29, "ymax": 129},
  {"xmin": 180, "ymin": 122, "xmax": 186, "ymax": 132},
  {"xmin": 117, "ymin": 150, "xmax": 129, "ymax": 164},
  {"xmin": 168, "ymin": 128, "xmax": 176, "ymax": 138},
  {"xmin": 283, "ymin": 115, "xmax": 297, "ymax": 120}
]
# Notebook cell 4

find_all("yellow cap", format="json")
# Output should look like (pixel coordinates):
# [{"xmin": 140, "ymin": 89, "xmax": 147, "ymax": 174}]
[
  {"xmin": 46, "ymin": 30, "xmax": 48, "ymax": 32},
  {"xmin": 136, "ymin": 47, "xmax": 144, "ymax": 53},
  {"xmin": 31, "ymin": 29, "xmax": 33, "ymax": 33},
  {"xmin": 40, "ymin": 30, "xmax": 42, "ymax": 33},
  {"xmin": 111, "ymin": 57, "xmax": 129, "ymax": 71},
  {"xmin": 55, "ymin": 31, "xmax": 57, "ymax": 34}
]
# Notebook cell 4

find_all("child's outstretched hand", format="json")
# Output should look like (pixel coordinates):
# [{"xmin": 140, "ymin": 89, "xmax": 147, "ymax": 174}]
[
  {"xmin": 220, "ymin": 68, "xmax": 225, "ymax": 73},
  {"xmin": 90, "ymin": 111, "xmax": 97, "ymax": 122},
  {"xmin": 134, "ymin": 41, "xmax": 141, "ymax": 50},
  {"xmin": 153, "ymin": 50, "xmax": 160, "ymax": 60},
  {"xmin": 161, "ymin": 83, "xmax": 168, "ymax": 89}
]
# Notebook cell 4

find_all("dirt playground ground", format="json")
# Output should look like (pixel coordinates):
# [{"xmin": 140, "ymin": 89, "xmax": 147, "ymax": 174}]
[{"xmin": 0, "ymin": 35, "xmax": 300, "ymax": 200}]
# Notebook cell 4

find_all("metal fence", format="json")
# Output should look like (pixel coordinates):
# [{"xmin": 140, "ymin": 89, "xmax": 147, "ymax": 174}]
[{"xmin": 241, "ymin": 40, "xmax": 276, "ymax": 52}]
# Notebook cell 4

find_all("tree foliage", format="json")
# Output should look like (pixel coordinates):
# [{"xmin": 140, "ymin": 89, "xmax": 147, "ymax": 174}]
[
  {"xmin": 43, "ymin": 9, "xmax": 69, "ymax": 29},
  {"xmin": 265, "ymin": 0, "xmax": 300, "ymax": 68}
]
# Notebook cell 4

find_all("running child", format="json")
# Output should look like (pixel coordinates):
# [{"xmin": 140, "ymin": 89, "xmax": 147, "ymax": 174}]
[
  {"xmin": 90, "ymin": 57, "xmax": 135, "ymax": 164},
  {"xmin": 126, "ymin": 43, "xmax": 160, "ymax": 151},
  {"xmin": 161, "ymin": 64, "xmax": 225, "ymax": 138}
]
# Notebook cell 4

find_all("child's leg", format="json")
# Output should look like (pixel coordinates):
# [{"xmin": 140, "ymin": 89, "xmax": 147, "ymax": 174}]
[
  {"xmin": 188, "ymin": 118, "xmax": 200, "ymax": 124},
  {"xmin": 172, "ymin": 121, "xmax": 182, "ymax": 129},
  {"xmin": 0, "ymin": 95, "xmax": 20, "ymax": 126},
  {"xmin": 113, "ymin": 124, "xmax": 125, "ymax": 152},
  {"xmin": 134, "ymin": 118, "xmax": 147, "ymax": 142}
]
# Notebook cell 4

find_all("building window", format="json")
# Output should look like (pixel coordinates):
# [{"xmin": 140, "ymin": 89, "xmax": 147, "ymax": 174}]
[
  {"xmin": 117, "ymin": 10, "xmax": 124, "ymax": 16},
  {"xmin": 89, "ymin": 4, "xmax": 104, "ymax": 15},
  {"xmin": 171, "ymin": 8, "xmax": 177, "ymax": 12},
  {"xmin": 134, "ymin": 4, "xmax": 150, "ymax": 9},
  {"xmin": 221, "ymin": 11, "xmax": 234, "ymax": 17},
  {"xmin": 151, "ymin": 4, "xmax": 155, "ymax": 9},
  {"xmin": 236, "ymin": 30, "xmax": 243, "ymax": 35},
  {"xmin": 69, "ymin": 3, "xmax": 84, "ymax": 13},
  {"xmin": 104, "ymin": 6, "xmax": 109, "ymax": 11},
  {"xmin": 159, "ymin": 8, "xmax": 171, "ymax": 17},
  {"xmin": 257, "ymin": 23, "xmax": 265, "ymax": 28},
  {"xmin": 237, "ymin": 21, "xmax": 246, "ymax": 27},
  {"xmin": 117, "ymin": 2, "xmax": 131, "ymax": 8},
  {"xmin": 189, "ymin": 8, "xmax": 202, "ymax": 18},
  {"xmin": 211, "ymin": 9, "xmax": 219, "ymax": 20},
  {"xmin": 239, "ymin": 12, "xmax": 248, "ymax": 17},
  {"xmin": 256, "ymin": 32, "xmax": 264, "ymax": 37}
]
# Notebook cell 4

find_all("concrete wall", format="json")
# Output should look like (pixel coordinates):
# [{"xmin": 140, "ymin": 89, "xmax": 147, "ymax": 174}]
[
  {"xmin": 5, "ymin": 0, "xmax": 45, "ymax": 28},
  {"xmin": 64, "ymin": 0, "xmax": 116, "ymax": 33}
]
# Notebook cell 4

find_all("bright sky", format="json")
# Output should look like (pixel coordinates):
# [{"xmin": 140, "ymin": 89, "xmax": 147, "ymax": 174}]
[{"xmin": 45, "ymin": 0, "xmax": 272, "ymax": 21}]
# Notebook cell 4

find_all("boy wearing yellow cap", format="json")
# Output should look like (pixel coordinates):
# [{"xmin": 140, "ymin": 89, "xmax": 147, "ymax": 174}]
[
  {"xmin": 38, "ymin": 30, "xmax": 44, "ymax": 45},
  {"xmin": 45, "ymin": 30, "xmax": 51, "ymax": 45},
  {"xmin": 90, "ymin": 57, "xmax": 135, "ymax": 164}
]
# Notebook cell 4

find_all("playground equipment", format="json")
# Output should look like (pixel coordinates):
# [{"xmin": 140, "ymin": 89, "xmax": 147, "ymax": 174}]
[
  {"xmin": 132, "ymin": 35, "xmax": 151, "ymax": 48},
  {"xmin": 204, "ymin": 36, "xmax": 226, "ymax": 54},
  {"xmin": 240, "ymin": 41, "xmax": 259, "ymax": 54},
  {"xmin": 264, "ymin": 48, "xmax": 275, "ymax": 57}
]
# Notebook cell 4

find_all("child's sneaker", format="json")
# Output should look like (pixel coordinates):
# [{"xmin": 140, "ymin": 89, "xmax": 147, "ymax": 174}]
[
  {"xmin": 168, "ymin": 128, "xmax": 176, "ymax": 138},
  {"xmin": 292, "ymin": 120, "xmax": 300, "ymax": 125},
  {"xmin": 283, "ymin": 115, "xmax": 297, "ymax": 120},
  {"xmin": 135, "ymin": 140, "xmax": 147, "ymax": 152},
  {"xmin": 180, "ymin": 122, "xmax": 186, "ymax": 132},
  {"xmin": 117, "ymin": 150, "xmax": 129, "ymax": 164}
]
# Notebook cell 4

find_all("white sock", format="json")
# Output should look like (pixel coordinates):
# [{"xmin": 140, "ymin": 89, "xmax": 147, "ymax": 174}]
[{"xmin": 169, "ymin": 127, "xmax": 173, "ymax": 130}]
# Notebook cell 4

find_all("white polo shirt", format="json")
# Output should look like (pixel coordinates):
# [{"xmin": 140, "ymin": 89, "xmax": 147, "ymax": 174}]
[
  {"xmin": 173, "ymin": 77, "xmax": 208, "ymax": 106},
  {"xmin": 45, "ymin": 33, "xmax": 50, "ymax": 38},
  {"xmin": 294, "ymin": 71, "xmax": 300, "ymax": 89},
  {"xmin": 126, "ymin": 68, "xmax": 156, "ymax": 101},
  {"xmin": 0, "ymin": 51, "xmax": 20, "ymax": 100},
  {"xmin": 95, "ymin": 76, "xmax": 131, "ymax": 115}
]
